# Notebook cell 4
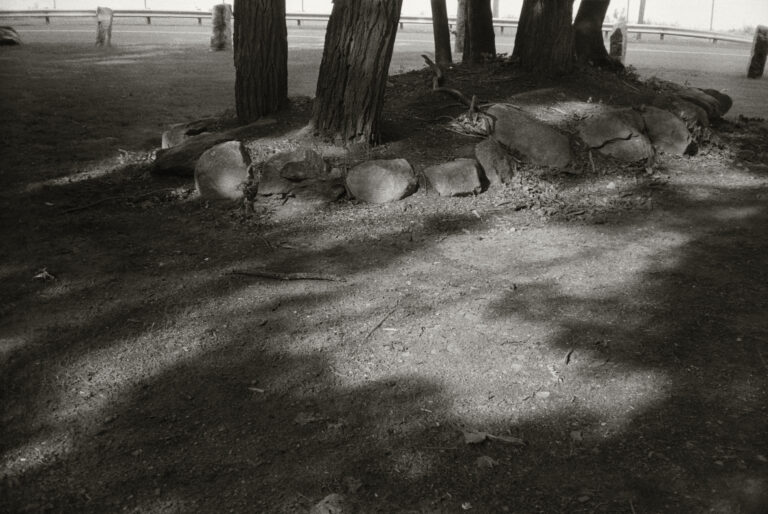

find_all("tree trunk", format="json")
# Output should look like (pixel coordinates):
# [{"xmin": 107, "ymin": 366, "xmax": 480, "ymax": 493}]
[
  {"xmin": 463, "ymin": 0, "xmax": 496, "ymax": 64},
  {"xmin": 431, "ymin": 0, "xmax": 452, "ymax": 66},
  {"xmin": 574, "ymin": 0, "xmax": 621, "ymax": 69},
  {"xmin": 310, "ymin": 0, "xmax": 403, "ymax": 145},
  {"xmin": 512, "ymin": 0, "xmax": 575, "ymax": 74},
  {"xmin": 454, "ymin": 0, "xmax": 466, "ymax": 55},
  {"xmin": 233, "ymin": 0, "xmax": 288, "ymax": 123}
]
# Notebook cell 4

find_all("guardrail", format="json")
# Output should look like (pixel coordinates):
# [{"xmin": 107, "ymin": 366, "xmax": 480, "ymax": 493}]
[{"xmin": 0, "ymin": 9, "xmax": 753, "ymax": 45}]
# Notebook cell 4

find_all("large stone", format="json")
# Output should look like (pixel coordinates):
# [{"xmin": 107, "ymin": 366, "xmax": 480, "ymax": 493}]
[
  {"xmin": 423, "ymin": 158, "xmax": 482, "ymax": 197},
  {"xmin": 161, "ymin": 118, "xmax": 217, "ymax": 149},
  {"xmin": 641, "ymin": 106, "xmax": 693, "ymax": 155},
  {"xmin": 701, "ymin": 88, "xmax": 733, "ymax": 117},
  {"xmin": 475, "ymin": 138, "xmax": 514, "ymax": 185},
  {"xmin": 748, "ymin": 25, "xmax": 768, "ymax": 79},
  {"xmin": 487, "ymin": 104, "xmax": 573, "ymax": 169},
  {"xmin": 578, "ymin": 108, "xmax": 654, "ymax": 162},
  {"xmin": 194, "ymin": 141, "xmax": 251, "ymax": 201},
  {"xmin": 152, "ymin": 118, "xmax": 276, "ymax": 177},
  {"xmin": 676, "ymin": 87, "xmax": 723, "ymax": 120},
  {"xmin": 346, "ymin": 159, "xmax": 417, "ymax": 203},
  {"xmin": 654, "ymin": 96, "xmax": 710, "ymax": 129},
  {"xmin": 258, "ymin": 148, "xmax": 328, "ymax": 196},
  {"xmin": 0, "ymin": 27, "xmax": 21, "ymax": 46}
]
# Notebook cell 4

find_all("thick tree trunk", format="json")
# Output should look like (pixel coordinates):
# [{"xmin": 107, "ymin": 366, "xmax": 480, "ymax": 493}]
[
  {"xmin": 310, "ymin": 0, "xmax": 403, "ymax": 145},
  {"xmin": 463, "ymin": 0, "xmax": 496, "ymax": 64},
  {"xmin": 454, "ymin": 0, "xmax": 466, "ymax": 55},
  {"xmin": 512, "ymin": 0, "xmax": 575, "ymax": 74},
  {"xmin": 431, "ymin": 0, "xmax": 452, "ymax": 66},
  {"xmin": 574, "ymin": 0, "xmax": 621, "ymax": 69},
  {"xmin": 233, "ymin": 0, "xmax": 288, "ymax": 123}
]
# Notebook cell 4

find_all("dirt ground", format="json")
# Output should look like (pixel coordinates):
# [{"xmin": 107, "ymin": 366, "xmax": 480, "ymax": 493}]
[{"xmin": 1, "ymin": 40, "xmax": 768, "ymax": 514}]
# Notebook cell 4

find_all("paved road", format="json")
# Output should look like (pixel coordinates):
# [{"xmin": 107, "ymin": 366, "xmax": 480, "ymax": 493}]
[{"xmin": 12, "ymin": 23, "xmax": 768, "ymax": 118}]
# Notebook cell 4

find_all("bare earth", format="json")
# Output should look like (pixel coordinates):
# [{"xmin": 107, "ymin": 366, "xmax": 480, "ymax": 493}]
[{"xmin": 1, "ymin": 40, "xmax": 768, "ymax": 514}]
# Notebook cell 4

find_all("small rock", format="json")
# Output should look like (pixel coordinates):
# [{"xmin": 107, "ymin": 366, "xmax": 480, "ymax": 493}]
[
  {"xmin": 488, "ymin": 104, "xmax": 573, "ymax": 169},
  {"xmin": 194, "ymin": 140, "xmax": 251, "ymax": 201},
  {"xmin": 475, "ymin": 455, "xmax": 499, "ymax": 469},
  {"xmin": 535, "ymin": 391, "xmax": 551, "ymax": 400},
  {"xmin": 346, "ymin": 158, "xmax": 418, "ymax": 203},
  {"xmin": 309, "ymin": 493, "xmax": 347, "ymax": 514},
  {"xmin": 423, "ymin": 158, "xmax": 483, "ymax": 197},
  {"xmin": 475, "ymin": 138, "xmax": 514, "ymax": 185},
  {"xmin": 258, "ymin": 148, "xmax": 328, "ymax": 196}
]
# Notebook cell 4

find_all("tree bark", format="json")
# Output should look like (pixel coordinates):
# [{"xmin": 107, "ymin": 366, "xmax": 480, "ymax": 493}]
[
  {"xmin": 574, "ymin": 0, "xmax": 621, "ymax": 69},
  {"xmin": 463, "ymin": 0, "xmax": 496, "ymax": 64},
  {"xmin": 454, "ymin": 0, "xmax": 466, "ymax": 55},
  {"xmin": 512, "ymin": 0, "xmax": 575, "ymax": 74},
  {"xmin": 233, "ymin": 0, "xmax": 288, "ymax": 124},
  {"xmin": 310, "ymin": 0, "xmax": 403, "ymax": 145},
  {"xmin": 431, "ymin": 0, "xmax": 452, "ymax": 66}
]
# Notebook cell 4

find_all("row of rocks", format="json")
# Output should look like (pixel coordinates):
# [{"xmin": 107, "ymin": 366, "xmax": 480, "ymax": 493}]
[{"xmin": 176, "ymin": 85, "xmax": 733, "ymax": 205}]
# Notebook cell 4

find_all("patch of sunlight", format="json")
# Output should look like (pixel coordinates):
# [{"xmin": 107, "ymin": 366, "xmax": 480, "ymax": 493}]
[
  {"xmin": 50, "ymin": 322, "xmax": 210, "ymax": 424},
  {"xmin": 0, "ymin": 336, "xmax": 28, "ymax": 361},
  {"xmin": 710, "ymin": 205, "xmax": 763, "ymax": 221},
  {"xmin": 1, "ymin": 432, "xmax": 75, "ymax": 478},
  {"xmin": 24, "ymin": 158, "xmax": 126, "ymax": 192}
]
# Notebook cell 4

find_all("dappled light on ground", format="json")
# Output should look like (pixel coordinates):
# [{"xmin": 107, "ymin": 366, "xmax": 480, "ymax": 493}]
[{"xmin": 2, "ymin": 33, "xmax": 768, "ymax": 513}]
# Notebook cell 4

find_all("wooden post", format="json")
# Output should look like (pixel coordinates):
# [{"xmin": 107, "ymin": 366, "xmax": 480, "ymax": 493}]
[
  {"xmin": 748, "ymin": 25, "xmax": 768, "ymax": 79},
  {"xmin": 95, "ymin": 7, "xmax": 113, "ymax": 47},
  {"xmin": 609, "ymin": 21, "xmax": 627, "ymax": 63},
  {"xmin": 210, "ymin": 3, "xmax": 232, "ymax": 51}
]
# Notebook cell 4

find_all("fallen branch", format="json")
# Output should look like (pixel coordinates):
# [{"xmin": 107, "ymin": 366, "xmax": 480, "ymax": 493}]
[
  {"xmin": 362, "ymin": 304, "xmax": 399, "ymax": 344},
  {"xmin": 229, "ymin": 269, "xmax": 346, "ymax": 282},
  {"xmin": 62, "ymin": 188, "xmax": 176, "ymax": 214},
  {"xmin": 421, "ymin": 54, "xmax": 475, "ymax": 108}
]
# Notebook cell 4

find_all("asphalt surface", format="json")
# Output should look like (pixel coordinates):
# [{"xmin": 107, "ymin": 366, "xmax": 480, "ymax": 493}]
[{"xmin": 8, "ymin": 21, "xmax": 768, "ymax": 118}]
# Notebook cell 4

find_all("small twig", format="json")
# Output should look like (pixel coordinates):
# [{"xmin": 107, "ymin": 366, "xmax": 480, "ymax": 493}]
[
  {"xmin": 629, "ymin": 500, "xmax": 637, "ymax": 514},
  {"xmin": 62, "ymin": 188, "xmax": 175, "ymax": 214},
  {"xmin": 229, "ymin": 269, "xmax": 346, "ymax": 282},
  {"xmin": 588, "ymin": 151, "xmax": 596, "ymax": 174},
  {"xmin": 362, "ymin": 304, "xmax": 399, "ymax": 344}
]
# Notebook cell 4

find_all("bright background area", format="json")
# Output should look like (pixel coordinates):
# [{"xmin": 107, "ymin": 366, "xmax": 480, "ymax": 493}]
[{"xmin": 3, "ymin": 0, "xmax": 767, "ymax": 31}]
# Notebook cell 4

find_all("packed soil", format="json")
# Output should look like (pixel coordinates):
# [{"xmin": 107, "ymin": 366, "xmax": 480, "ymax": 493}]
[{"xmin": 1, "ymin": 42, "xmax": 768, "ymax": 514}]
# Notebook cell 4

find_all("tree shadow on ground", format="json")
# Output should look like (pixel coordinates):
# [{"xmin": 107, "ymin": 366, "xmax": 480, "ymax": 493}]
[{"xmin": 3, "ymin": 166, "xmax": 767, "ymax": 513}]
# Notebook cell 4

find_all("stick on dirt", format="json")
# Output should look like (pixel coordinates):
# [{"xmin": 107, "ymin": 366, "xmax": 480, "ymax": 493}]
[
  {"xmin": 421, "ymin": 55, "xmax": 475, "ymax": 108},
  {"xmin": 362, "ymin": 304, "xmax": 399, "ymax": 343},
  {"xmin": 229, "ymin": 269, "xmax": 346, "ymax": 282}
]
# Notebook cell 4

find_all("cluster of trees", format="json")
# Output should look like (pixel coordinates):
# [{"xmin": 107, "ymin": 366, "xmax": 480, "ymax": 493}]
[{"xmin": 233, "ymin": 0, "xmax": 618, "ymax": 145}]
